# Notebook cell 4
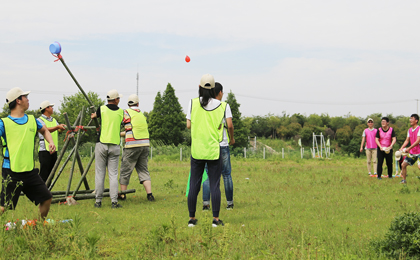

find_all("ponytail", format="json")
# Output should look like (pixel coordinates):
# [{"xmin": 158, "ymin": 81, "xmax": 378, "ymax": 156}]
[{"xmin": 198, "ymin": 87, "xmax": 216, "ymax": 107}]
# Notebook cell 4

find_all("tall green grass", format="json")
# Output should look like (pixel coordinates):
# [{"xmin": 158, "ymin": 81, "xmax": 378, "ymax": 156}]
[{"xmin": 1, "ymin": 154, "xmax": 419, "ymax": 259}]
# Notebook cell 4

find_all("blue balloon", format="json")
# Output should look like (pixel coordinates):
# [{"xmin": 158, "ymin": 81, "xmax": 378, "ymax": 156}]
[{"xmin": 49, "ymin": 42, "xmax": 61, "ymax": 54}]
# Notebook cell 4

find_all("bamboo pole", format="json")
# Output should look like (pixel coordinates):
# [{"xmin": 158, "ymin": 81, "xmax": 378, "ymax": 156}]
[
  {"xmin": 49, "ymin": 145, "xmax": 77, "ymax": 190},
  {"xmin": 56, "ymin": 56, "xmax": 100, "ymax": 130},
  {"xmin": 64, "ymin": 112, "xmax": 90, "ymax": 190},
  {"xmin": 65, "ymin": 109, "xmax": 84, "ymax": 197},
  {"xmin": 51, "ymin": 189, "xmax": 108, "ymax": 196},
  {"xmin": 51, "ymin": 189, "xmax": 136, "ymax": 204},
  {"xmin": 46, "ymin": 112, "xmax": 81, "ymax": 187},
  {"xmin": 72, "ymin": 152, "xmax": 95, "ymax": 197}
]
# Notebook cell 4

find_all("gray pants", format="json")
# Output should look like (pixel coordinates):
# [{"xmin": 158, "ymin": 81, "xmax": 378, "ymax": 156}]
[
  {"xmin": 95, "ymin": 142, "xmax": 120, "ymax": 203},
  {"xmin": 119, "ymin": 146, "xmax": 151, "ymax": 185}
]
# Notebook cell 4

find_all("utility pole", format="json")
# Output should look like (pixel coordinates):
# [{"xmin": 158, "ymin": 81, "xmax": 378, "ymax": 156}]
[
  {"xmin": 136, "ymin": 71, "xmax": 139, "ymax": 96},
  {"xmin": 416, "ymin": 99, "xmax": 419, "ymax": 115}
]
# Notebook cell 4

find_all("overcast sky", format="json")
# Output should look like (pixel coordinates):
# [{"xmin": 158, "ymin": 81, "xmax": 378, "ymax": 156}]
[{"xmin": 1, "ymin": 1, "xmax": 419, "ymax": 118}]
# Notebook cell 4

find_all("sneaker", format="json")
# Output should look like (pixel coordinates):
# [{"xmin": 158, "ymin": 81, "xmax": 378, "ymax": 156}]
[
  {"xmin": 147, "ymin": 194, "xmax": 155, "ymax": 201},
  {"xmin": 378, "ymin": 177, "xmax": 382, "ymax": 180},
  {"xmin": 226, "ymin": 204, "xmax": 234, "ymax": 210},
  {"xmin": 368, "ymin": 172, "xmax": 371, "ymax": 175},
  {"xmin": 111, "ymin": 202, "xmax": 123, "ymax": 208},
  {"xmin": 212, "ymin": 219, "xmax": 224, "ymax": 227},
  {"xmin": 188, "ymin": 219, "xmax": 198, "ymax": 227},
  {"xmin": 401, "ymin": 180, "xmax": 407, "ymax": 184},
  {"xmin": 203, "ymin": 205, "xmax": 210, "ymax": 211},
  {"xmin": 94, "ymin": 202, "xmax": 101, "ymax": 208},
  {"xmin": 118, "ymin": 193, "xmax": 126, "ymax": 201}
]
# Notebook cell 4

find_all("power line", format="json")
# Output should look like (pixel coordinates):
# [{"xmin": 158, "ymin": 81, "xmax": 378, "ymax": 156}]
[{"xmin": 235, "ymin": 94, "xmax": 413, "ymax": 106}]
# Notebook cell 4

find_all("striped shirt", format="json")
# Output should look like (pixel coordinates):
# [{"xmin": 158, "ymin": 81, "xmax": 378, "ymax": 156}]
[{"xmin": 123, "ymin": 108, "xmax": 150, "ymax": 148}]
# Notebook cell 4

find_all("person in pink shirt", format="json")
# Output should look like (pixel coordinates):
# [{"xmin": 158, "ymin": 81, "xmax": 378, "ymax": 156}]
[
  {"xmin": 398, "ymin": 114, "xmax": 420, "ymax": 184},
  {"xmin": 375, "ymin": 117, "xmax": 396, "ymax": 179},
  {"xmin": 360, "ymin": 118, "xmax": 377, "ymax": 175}
]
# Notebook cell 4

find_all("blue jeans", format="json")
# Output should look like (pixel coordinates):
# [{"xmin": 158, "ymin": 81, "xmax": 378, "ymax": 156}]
[{"xmin": 203, "ymin": 146, "xmax": 233, "ymax": 204}]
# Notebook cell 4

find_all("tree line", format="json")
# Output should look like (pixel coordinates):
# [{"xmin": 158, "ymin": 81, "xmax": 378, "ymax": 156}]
[{"xmin": 0, "ymin": 85, "xmax": 411, "ymax": 158}]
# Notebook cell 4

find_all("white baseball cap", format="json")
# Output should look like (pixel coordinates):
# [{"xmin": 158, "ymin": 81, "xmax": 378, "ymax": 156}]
[
  {"xmin": 40, "ymin": 100, "xmax": 55, "ymax": 110},
  {"xmin": 106, "ymin": 89, "xmax": 123, "ymax": 100},
  {"xmin": 6, "ymin": 87, "xmax": 30, "ymax": 104},
  {"xmin": 127, "ymin": 94, "xmax": 139, "ymax": 106},
  {"xmin": 395, "ymin": 151, "xmax": 402, "ymax": 161},
  {"xmin": 199, "ymin": 74, "xmax": 215, "ymax": 89},
  {"xmin": 367, "ymin": 118, "xmax": 374, "ymax": 123}
]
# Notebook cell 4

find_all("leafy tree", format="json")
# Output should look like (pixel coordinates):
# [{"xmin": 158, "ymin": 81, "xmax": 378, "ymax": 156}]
[
  {"xmin": 226, "ymin": 91, "xmax": 249, "ymax": 149},
  {"xmin": 248, "ymin": 115, "xmax": 271, "ymax": 137},
  {"xmin": 148, "ymin": 92, "xmax": 164, "ymax": 142},
  {"xmin": 58, "ymin": 91, "xmax": 105, "ymax": 144},
  {"xmin": 277, "ymin": 122, "xmax": 301, "ymax": 140},
  {"xmin": 330, "ymin": 116, "xmax": 346, "ymax": 132},
  {"xmin": 336, "ymin": 126, "xmax": 352, "ymax": 146},
  {"xmin": 267, "ymin": 114, "xmax": 281, "ymax": 138},
  {"xmin": 346, "ymin": 116, "xmax": 362, "ymax": 131},
  {"xmin": 299, "ymin": 124, "xmax": 325, "ymax": 145},
  {"xmin": 307, "ymin": 114, "xmax": 323, "ymax": 127},
  {"xmin": 149, "ymin": 84, "xmax": 185, "ymax": 145},
  {"xmin": 290, "ymin": 113, "xmax": 306, "ymax": 127}
]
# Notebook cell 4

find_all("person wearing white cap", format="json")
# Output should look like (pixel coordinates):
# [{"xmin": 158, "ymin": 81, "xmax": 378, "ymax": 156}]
[
  {"xmin": 375, "ymin": 117, "xmax": 396, "ymax": 179},
  {"xmin": 37, "ymin": 100, "xmax": 66, "ymax": 183},
  {"xmin": 360, "ymin": 118, "xmax": 377, "ymax": 176},
  {"xmin": 0, "ymin": 88, "xmax": 55, "ymax": 219},
  {"xmin": 201, "ymin": 82, "xmax": 235, "ymax": 211},
  {"xmin": 91, "ymin": 89, "xmax": 124, "ymax": 209},
  {"xmin": 186, "ymin": 74, "xmax": 226, "ymax": 227},
  {"xmin": 118, "ymin": 94, "xmax": 154, "ymax": 202},
  {"xmin": 398, "ymin": 114, "xmax": 420, "ymax": 184}
]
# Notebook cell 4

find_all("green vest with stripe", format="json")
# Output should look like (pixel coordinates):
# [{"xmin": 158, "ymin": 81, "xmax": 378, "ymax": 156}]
[
  {"xmin": 2, "ymin": 115, "xmax": 37, "ymax": 172},
  {"xmin": 190, "ymin": 98, "xmax": 225, "ymax": 160},
  {"xmin": 100, "ymin": 105, "xmax": 124, "ymax": 145},
  {"xmin": 38, "ymin": 116, "xmax": 59, "ymax": 152},
  {"xmin": 126, "ymin": 109, "xmax": 149, "ymax": 140}
]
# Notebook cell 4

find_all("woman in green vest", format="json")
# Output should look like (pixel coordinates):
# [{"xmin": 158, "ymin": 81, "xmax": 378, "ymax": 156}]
[{"xmin": 186, "ymin": 74, "xmax": 225, "ymax": 227}]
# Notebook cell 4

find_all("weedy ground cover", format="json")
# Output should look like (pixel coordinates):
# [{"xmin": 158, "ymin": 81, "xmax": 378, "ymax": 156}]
[{"xmin": 1, "ymin": 155, "xmax": 419, "ymax": 259}]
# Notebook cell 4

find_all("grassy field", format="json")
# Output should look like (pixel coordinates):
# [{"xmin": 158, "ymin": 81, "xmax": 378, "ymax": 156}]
[{"xmin": 1, "ymin": 154, "xmax": 420, "ymax": 259}]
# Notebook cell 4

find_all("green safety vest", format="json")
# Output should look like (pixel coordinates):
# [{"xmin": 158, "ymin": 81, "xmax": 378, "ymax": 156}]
[
  {"xmin": 190, "ymin": 98, "xmax": 225, "ymax": 160},
  {"xmin": 38, "ymin": 116, "xmax": 59, "ymax": 152},
  {"xmin": 99, "ymin": 105, "xmax": 124, "ymax": 145},
  {"xmin": 2, "ymin": 115, "xmax": 37, "ymax": 172},
  {"xmin": 126, "ymin": 109, "xmax": 149, "ymax": 140}
]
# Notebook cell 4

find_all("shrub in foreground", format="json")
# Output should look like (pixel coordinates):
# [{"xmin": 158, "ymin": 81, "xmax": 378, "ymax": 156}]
[{"xmin": 372, "ymin": 212, "xmax": 420, "ymax": 259}]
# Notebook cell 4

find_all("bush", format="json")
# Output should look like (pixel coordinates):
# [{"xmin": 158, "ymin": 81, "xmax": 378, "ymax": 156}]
[{"xmin": 372, "ymin": 212, "xmax": 420, "ymax": 259}]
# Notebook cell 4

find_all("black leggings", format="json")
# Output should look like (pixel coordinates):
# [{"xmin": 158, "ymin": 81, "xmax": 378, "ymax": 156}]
[
  {"xmin": 188, "ymin": 151, "xmax": 222, "ymax": 218},
  {"xmin": 377, "ymin": 148, "xmax": 393, "ymax": 178}
]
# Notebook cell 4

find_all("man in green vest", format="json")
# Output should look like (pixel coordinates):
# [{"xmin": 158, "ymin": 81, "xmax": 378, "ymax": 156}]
[
  {"xmin": 0, "ymin": 87, "xmax": 55, "ymax": 219},
  {"xmin": 37, "ymin": 100, "xmax": 66, "ymax": 182},
  {"xmin": 118, "ymin": 94, "xmax": 154, "ymax": 201},
  {"xmin": 91, "ymin": 89, "xmax": 124, "ymax": 209}
]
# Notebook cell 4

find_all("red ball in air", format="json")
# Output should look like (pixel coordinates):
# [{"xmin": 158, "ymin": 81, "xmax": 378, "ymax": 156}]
[{"xmin": 185, "ymin": 55, "xmax": 190, "ymax": 63}]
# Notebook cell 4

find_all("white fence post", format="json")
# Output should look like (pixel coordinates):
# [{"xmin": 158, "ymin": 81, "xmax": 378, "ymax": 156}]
[
  {"xmin": 244, "ymin": 147, "xmax": 246, "ymax": 158},
  {"xmin": 180, "ymin": 147, "xmax": 182, "ymax": 161},
  {"xmin": 282, "ymin": 148, "xmax": 284, "ymax": 159},
  {"xmin": 263, "ymin": 147, "xmax": 265, "ymax": 159}
]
